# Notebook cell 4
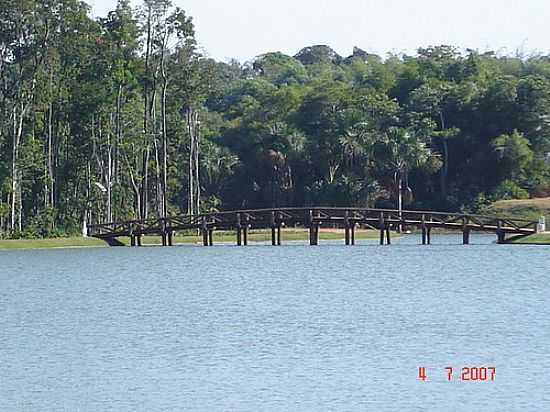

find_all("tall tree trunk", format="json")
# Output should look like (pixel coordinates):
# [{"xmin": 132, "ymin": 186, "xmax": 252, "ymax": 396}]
[
  {"xmin": 11, "ymin": 101, "xmax": 24, "ymax": 232},
  {"xmin": 115, "ymin": 83, "xmax": 123, "ymax": 185},
  {"xmin": 439, "ymin": 112, "xmax": 448, "ymax": 198},
  {"xmin": 140, "ymin": 6, "xmax": 153, "ymax": 221},
  {"xmin": 440, "ymin": 139, "xmax": 448, "ymax": 198},
  {"xmin": 153, "ymin": 138, "xmax": 163, "ymax": 216},
  {"xmin": 161, "ymin": 49, "xmax": 168, "ymax": 218},
  {"xmin": 187, "ymin": 108, "xmax": 200, "ymax": 216},
  {"xmin": 47, "ymin": 100, "xmax": 54, "ymax": 210}
]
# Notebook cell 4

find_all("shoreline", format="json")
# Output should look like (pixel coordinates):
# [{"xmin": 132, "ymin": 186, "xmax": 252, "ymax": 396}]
[
  {"xmin": 2, "ymin": 230, "xmax": 547, "ymax": 251},
  {"xmin": 0, "ymin": 229, "xmax": 382, "ymax": 250}
]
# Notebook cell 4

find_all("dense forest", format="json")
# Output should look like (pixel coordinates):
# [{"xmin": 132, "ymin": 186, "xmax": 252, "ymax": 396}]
[{"xmin": 1, "ymin": 0, "xmax": 550, "ymax": 238}]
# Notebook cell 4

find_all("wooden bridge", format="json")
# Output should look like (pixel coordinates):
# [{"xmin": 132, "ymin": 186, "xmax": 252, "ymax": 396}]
[{"xmin": 87, "ymin": 207, "xmax": 539, "ymax": 246}]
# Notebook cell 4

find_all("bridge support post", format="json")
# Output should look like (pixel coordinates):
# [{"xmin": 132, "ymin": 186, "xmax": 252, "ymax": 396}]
[
  {"xmin": 462, "ymin": 217, "xmax": 470, "ymax": 245},
  {"xmin": 309, "ymin": 209, "xmax": 319, "ymax": 246},
  {"xmin": 270, "ymin": 212, "xmax": 277, "ymax": 246},
  {"xmin": 201, "ymin": 218, "xmax": 209, "ymax": 246},
  {"xmin": 243, "ymin": 214, "xmax": 249, "ymax": 246},
  {"xmin": 463, "ymin": 229, "xmax": 470, "ymax": 245},
  {"xmin": 379, "ymin": 212, "xmax": 385, "ymax": 245},
  {"xmin": 128, "ymin": 223, "xmax": 135, "ymax": 247},
  {"xmin": 160, "ymin": 219, "xmax": 168, "ymax": 246},
  {"xmin": 243, "ymin": 226, "xmax": 248, "ymax": 246},
  {"xmin": 496, "ymin": 220, "xmax": 506, "ymax": 244},
  {"xmin": 345, "ymin": 211, "xmax": 350, "ymax": 246},
  {"xmin": 351, "ymin": 224, "xmax": 355, "ymax": 245},
  {"xmin": 208, "ymin": 230, "xmax": 213, "ymax": 246},
  {"xmin": 277, "ymin": 225, "xmax": 282, "ymax": 245},
  {"xmin": 236, "ymin": 213, "xmax": 242, "ymax": 246},
  {"xmin": 137, "ymin": 235, "xmax": 143, "ymax": 246},
  {"xmin": 421, "ymin": 215, "xmax": 427, "ymax": 245},
  {"xmin": 168, "ymin": 231, "xmax": 173, "ymax": 247},
  {"xmin": 309, "ymin": 225, "xmax": 319, "ymax": 245},
  {"xmin": 386, "ymin": 227, "xmax": 391, "ymax": 245},
  {"xmin": 271, "ymin": 227, "xmax": 276, "ymax": 245},
  {"xmin": 427, "ymin": 227, "xmax": 431, "ymax": 245}
]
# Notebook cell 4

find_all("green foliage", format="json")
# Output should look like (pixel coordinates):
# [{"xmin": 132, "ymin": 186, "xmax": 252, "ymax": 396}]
[
  {"xmin": 491, "ymin": 180, "xmax": 530, "ymax": 201},
  {"xmin": 491, "ymin": 130, "xmax": 534, "ymax": 180},
  {"xmin": 1, "ymin": 1, "xmax": 550, "ymax": 239}
]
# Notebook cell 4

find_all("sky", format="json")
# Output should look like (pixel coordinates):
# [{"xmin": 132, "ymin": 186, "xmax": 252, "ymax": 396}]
[{"xmin": 89, "ymin": 0, "xmax": 550, "ymax": 62}]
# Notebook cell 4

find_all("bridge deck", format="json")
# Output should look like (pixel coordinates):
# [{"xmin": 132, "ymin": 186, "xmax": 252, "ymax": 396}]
[{"xmin": 88, "ymin": 207, "xmax": 538, "ymax": 246}]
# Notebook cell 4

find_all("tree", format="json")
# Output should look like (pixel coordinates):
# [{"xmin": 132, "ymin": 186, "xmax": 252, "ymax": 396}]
[
  {"xmin": 492, "ymin": 130, "xmax": 533, "ymax": 181},
  {"xmin": 372, "ymin": 127, "xmax": 437, "ymax": 230}
]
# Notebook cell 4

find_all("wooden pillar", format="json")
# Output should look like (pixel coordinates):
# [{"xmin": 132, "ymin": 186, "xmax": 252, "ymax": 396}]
[
  {"xmin": 128, "ymin": 223, "xmax": 135, "ymax": 247},
  {"xmin": 426, "ymin": 227, "xmax": 431, "ymax": 245},
  {"xmin": 379, "ymin": 212, "xmax": 385, "ymax": 245},
  {"xmin": 168, "ymin": 231, "xmax": 173, "ymax": 247},
  {"xmin": 462, "ymin": 229, "xmax": 470, "ymax": 245},
  {"xmin": 309, "ymin": 209, "xmax": 319, "ymax": 246},
  {"xmin": 309, "ymin": 225, "xmax": 319, "ymax": 246},
  {"xmin": 271, "ymin": 227, "xmax": 276, "ymax": 245},
  {"xmin": 497, "ymin": 220, "xmax": 505, "ymax": 244},
  {"xmin": 236, "ymin": 213, "xmax": 242, "ymax": 246},
  {"xmin": 277, "ymin": 225, "xmax": 282, "ymax": 245},
  {"xmin": 270, "ymin": 212, "xmax": 276, "ymax": 246},
  {"xmin": 160, "ymin": 219, "xmax": 167, "ymax": 246},
  {"xmin": 462, "ymin": 217, "xmax": 470, "ymax": 245},
  {"xmin": 243, "ymin": 226, "xmax": 248, "ymax": 246},
  {"xmin": 243, "ymin": 214, "xmax": 249, "ymax": 246},
  {"xmin": 420, "ymin": 215, "xmax": 426, "ymax": 245},
  {"xmin": 386, "ymin": 227, "xmax": 391, "ymax": 245},
  {"xmin": 344, "ymin": 211, "xmax": 350, "ymax": 246},
  {"xmin": 202, "ymin": 218, "xmax": 208, "ymax": 246},
  {"xmin": 208, "ymin": 230, "xmax": 213, "ymax": 246},
  {"xmin": 351, "ymin": 224, "xmax": 355, "ymax": 246},
  {"xmin": 137, "ymin": 235, "xmax": 143, "ymax": 247}
]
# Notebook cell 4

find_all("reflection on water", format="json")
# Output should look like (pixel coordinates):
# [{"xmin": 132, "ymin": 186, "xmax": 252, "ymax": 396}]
[{"xmin": 1, "ymin": 235, "xmax": 549, "ymax": 411}]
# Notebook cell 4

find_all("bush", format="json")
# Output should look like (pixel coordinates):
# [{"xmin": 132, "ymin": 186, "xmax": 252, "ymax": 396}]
[{"xmin": 491, "ymin": 180, "xmax": 530, "ymax": 201}]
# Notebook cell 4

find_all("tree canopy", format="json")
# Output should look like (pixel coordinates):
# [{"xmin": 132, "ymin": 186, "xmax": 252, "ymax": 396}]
[{"xmin": 1, "ymin": 0, "xmax": 550, "ymax": 237}]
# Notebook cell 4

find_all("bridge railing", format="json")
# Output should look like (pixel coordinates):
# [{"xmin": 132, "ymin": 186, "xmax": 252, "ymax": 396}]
[{"xmin": 87, "ymin": 207, "xmax": 538, "ymax": 238}]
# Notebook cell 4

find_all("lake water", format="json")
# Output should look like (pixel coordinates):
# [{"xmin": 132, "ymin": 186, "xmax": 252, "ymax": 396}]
[{"xmin": 1, "ymin": 234, "xmax": 549, "ymax": 411}]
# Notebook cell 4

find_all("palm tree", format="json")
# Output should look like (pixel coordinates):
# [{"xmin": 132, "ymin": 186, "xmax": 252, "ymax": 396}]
[
  {"xmin": 373, "ymin": 127, "xmax": 436, "ymax": 231},
  {"xmin": 338, "ymin": 122, "xmax": 371, "ymax": 169}
]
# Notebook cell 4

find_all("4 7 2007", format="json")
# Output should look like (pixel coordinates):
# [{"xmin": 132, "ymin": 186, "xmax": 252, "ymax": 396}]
[{"xmin": 418, "ymin": 366, "xmax": 496, "ymax": 382}]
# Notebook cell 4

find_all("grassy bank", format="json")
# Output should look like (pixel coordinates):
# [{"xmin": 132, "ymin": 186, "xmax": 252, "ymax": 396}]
[
  {"xmin": 483, "ymin": 197, "xmax": 550, "ymax": 221},
  {"xmin": 510, "ymin": 233, "xmax": 550, "ymax": 245},
  {"xmin": 0, "ymin": 228, "xmax": 381, "ymax": 250},
  {"xmin": 0, "ymin": 236, "xmax": 108, "ymax": 250}
]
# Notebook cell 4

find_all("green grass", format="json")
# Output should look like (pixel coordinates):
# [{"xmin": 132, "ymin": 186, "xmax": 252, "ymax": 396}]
[
  {"xmin": 483, "ymin": 197, "xmax": 550, "ymax": 221},
  {"xmin": 511, "ymin": 233, "xmax": 550, "ymax": 245},
  {"xmin": 0, "ymin": 229, "xmax": 381, "ymax": 250},
  {"xmin": 0, "ymin": 236, "xmax": 107, "ymax": 250}
]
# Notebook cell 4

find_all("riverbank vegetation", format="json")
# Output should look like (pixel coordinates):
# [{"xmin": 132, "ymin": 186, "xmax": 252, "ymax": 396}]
[
  {"xmin": 1, "ymin": 0, "xmax": 550, "ymax": 240},
  {"xmin": 483, "ymin": 197, "xmax": 550, "ymax": 221},
  {"xmin": 511, "ymin": 233, "xmax": 550, "ymax": 245},
  {"xmin": 0, "ymin": 229, "xmax": 380, "ymax": 249}
]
